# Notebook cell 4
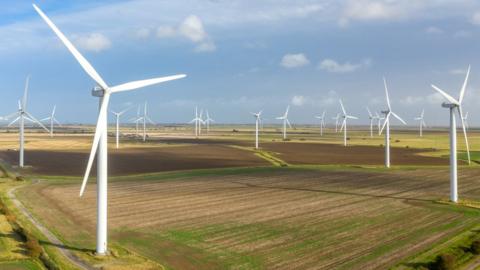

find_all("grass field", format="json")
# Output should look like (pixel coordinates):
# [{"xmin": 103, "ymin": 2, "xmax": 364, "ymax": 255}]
[{"xmin": 15, "ymin": 166, "xmax": 480, "ymax": 269}]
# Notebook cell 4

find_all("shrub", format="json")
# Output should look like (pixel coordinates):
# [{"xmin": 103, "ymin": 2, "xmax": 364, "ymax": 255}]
[
  {"xmin": 471, "ymin": 240, "xmax": 480, "ymax": 254},
  {"xmin": 432, "ymin": 253, "xmax": 456, "ymax": 270},
  {"xmin": 26, "ymin": 238, "xmax": 42, "ymax": 258},
  {"xmin": 395, "ymin": 139, "xmax": 400, "ymax": 143}
]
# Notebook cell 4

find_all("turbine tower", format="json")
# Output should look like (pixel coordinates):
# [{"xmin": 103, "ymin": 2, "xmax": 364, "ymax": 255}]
[
  {"xmin": 276, "ymin": 106, "xmax": 291, "ymax": 140},
  {"xmin": 339, "ymin": 100, "xmax": 357, "ymax": 146},
  {"xmin": 142, "ymin": 102, "xmax": 155, "ymax": 142},
  {"xmin": 380, "ymin": 78, "xmax": 407, "ymax": 168},
  {"xmin": 431, "ymin": 65, "xmax": 471, "ymax": 203},
  {"xmin": 6, "ymin": 76, "xmax": 49, "ymax": 167},
  {"xmin": 366, "ymin": 107, "xmax": 377, "ymax": 138},
  {"xmin": 204, "ymin": 110, "xmax": 214, "ymax": 133},
  {"xmin": 34, "ymin": 4, "xmax": 186, "ymax": 255},
  {"xmin": 111, "ymin": 107, "xmax": 129, "ymax": 149},
  {"xmin": 414, "ymin": 109, "xmax": 426, "ymax": 137},
  {"xmin": 314, "ymin": 111, "xmax": 326, "ymax": 136},
  {"xmin": 190, "ymin": 107, "xmax": 204, "ymax": 138},
  {"xmin": 41, "ymin": 105, "xmax": 61, "ymax": 137},
  {"xmin": 252, "ymin": 110, "xmax": 262, "ymax": 149},
  {"xmin": 332, "ymin": 113, "xmax": 340, "ymax": 133}
]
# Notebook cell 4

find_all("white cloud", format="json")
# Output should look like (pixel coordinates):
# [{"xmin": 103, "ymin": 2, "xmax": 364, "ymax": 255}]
[
  {"xmin": 318, "ymin": 58, "xmax": 371, "ymax": 73},
  {"xmin": 450, "ymin": 68, "xmax": 467, "ymax": 75},
  {"xmin": 156, "ymin": 26, "xmax": 176, "ymax": 38},
  {"xmin": 426, "ymin": 92, "xmax": 445, "ymax": 104},
  {"xmin": 454, "ymin": 30, "xmax": 472, "ymax": 38},
  {"xmin": 73, "ymin": 33, "xmax": 111, "ymax": 52},
  {"xmin": 339, "ymin": 0, "xmax": 406, "ymax": 26},
  {"xmin": 292, "ymin": 95, "xmax": 306, "ymax": 106},
  {"xmin": 400, "ymin": 96, "xmax": 424, "ymax": 105},
  {"xmin": 472, "ymin": 11, "xmax": 480, "ymax": 25},
  {"xmin": 280, "ymin": 53, "xmax": 310, "ymax": 68},
  {"xmin": 425, "ymin": 26, "xmax": 443, "ymax": 34},
  {"xmin": 135, "ymin": 27, "xmax": 151, "ymax": 39},
  {"xmin": 155, "ymin": 15, "xmax": 216, "ymax": 53}
]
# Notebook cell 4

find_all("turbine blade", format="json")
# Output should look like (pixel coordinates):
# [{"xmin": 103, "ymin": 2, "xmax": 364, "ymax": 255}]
[
  {"xmin": 80, "ymin": 93, "xmax": 111, "ymax": 196},
  {"xmin": 32, "ymin": 4, "xmax": 109, "ymax": 90},
  {"xmin": 391, "ymin": 111, "xmax": 407, "ymax": 125},
  {"xmin": 339, "ymin": 99, "xmax": 346, "ymax": 115},
  {"xmin": 458, "ymin": 106, "xmax": 471, "ymax": 164},
  {"xmin": 25, "ymin": 112, "xmax": 50, "ymax": 133},
  {"xmin": 380, "ymin": 114, "xmax": 390, "ymax": 134},
  {"xmin": 40, "ymin": 117, "xmax": 50, "ymax": 122},
  {"xmin": 431, "ymin": 84, "xmax": 459, "ymax": 105},
  {"xmin": 52, "ymin": 105, "xmax": 56, "ymax": 116},
  {"xmin": 340, "ymin": 119, "xmax": 346, "ymax": 132},
  {"xmin": 286, "ymin": 119, "xmax": 292, "ymax": 128},
  {"xmin": 383, "ymin": 77, "xmax": 391, "ymax": 110},
  {"xmin": 146, "ymin": 116, "xmax": 155, "ymax": 125},
  {"xmin": 346, "ymin": 115, "xmax": 358, "ymax": 120},
  {"xmin": 110, "ymin": 74, "xmax": 186, "ymax": 93},
  {"xmin": 459, "ymin": 65, "xmax": 470, "ymax": 103},
  {"xmin": 8, "ymin": 116, "xmax": 20, "ymax": 127},
  {"xmin": 23, "ymin": 76, "xmax": 30, "ymax": 111},
  {"xmin": 366, "ymin": 107, "xmax": 372, "ymax": 117}
]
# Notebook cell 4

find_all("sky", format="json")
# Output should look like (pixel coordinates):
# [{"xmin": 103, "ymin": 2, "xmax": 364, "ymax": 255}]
[{"xmin": 1, "ymin": 0, "xmax": 480, "ymax": 126}]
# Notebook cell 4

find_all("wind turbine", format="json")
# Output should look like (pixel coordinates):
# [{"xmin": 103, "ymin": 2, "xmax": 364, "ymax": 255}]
[
  {"xmin": 339, "ymin": 100, "xmax": 357, "ymax": 146},
  {"xmin": 380, "ymin": 78, "xmax": 407, "ymax": 168},
  {"xmin": 132, "ymin": 105, "xmax": 142, "ymax": 137},
  {"xmin": 414, "ymin": 109, "xmax": 427, "ymax": 137},
  {"xmin": 332, "ymin": 113, "xmax": 341, "ymax": 133},
  {"xmin": 6, "ymin": 76, "xmax": 50, "ymax": 167},
  {"xmin": 34, "ymin": 4, "xmax": 186, "ymax": 255},
  {"xmin": 41, "ymin": 105, "xmax": 61, "ymax": 137},
  {"xmin": 376, "ymin": 112, "xmax": 384, "ymax": 134},
  {"xmin": 252, "ymin": 110, "xmax": 262, "ymax": 149},
  {"xmin": 366, "ymin": 107, "xmax": 377, "ymax": 138},
  {"xmin": 314, "ymin": 111, "xmax": 326, "ymax": 136},
  {"xmin": 204, "ymin": 110, "xmax": 214, "ymax": 133},
  {"xmin": 276, "ymin": 106, "xmax": 291, "ymax": 140},
  {"xmin": 431, "ymin": 65, "xmax": 471, "ymax": 203},
  {"xmin": 190, "ymin": 107, "xmax": 204, "ymax": 138},
  {"xmin": 111, "ymin": 107, "xmax": 130, "ymax": 149},
  {"xmin": 142, "ymin": 102, "xmax": 155, "ymax": 142}
]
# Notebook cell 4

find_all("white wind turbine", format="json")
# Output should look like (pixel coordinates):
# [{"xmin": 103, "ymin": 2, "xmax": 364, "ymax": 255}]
[
  {"xmin": 314, "ymin": 111, "xmax": 326, "ymax": 136},
  {"xmin": 252, "ymin": 110, "xmax": 262, "ymax": 149},
  {"xmin": 131, "ymin": 105, "xmax": 142, "ymax": 137},
  {"xmin": 332, "ymin": 113, "xmax": 341, "ymax": 133},
  {"xmin": 111, "ymin": 107, "xmax": 130, "ymax": 149},
  {"xmin": 6, "ymin": 76, "xmax": 50, "ymax": 167},
  {"xmin": 414, "ymin": 109, "xmax": 427, "ymax": 137},
  {"xmin": 380, "ymin": 78, "xmax": 407, "ymax": 168},
  {"xmin": 204, "ymin": 110, "xmax": 214, "ymax": 133},
  {"xmin": 276, "ymin": 106, "xmax": 291, "ymax": 140},
  {"xmin": 366, "ymin": 107, "xmax": 378, "ymax": 138},
  {"xmin": 376, "ymin": 112, "xmax": 384, "ymax": 134},
  {"xmin": 431, "ymin": 65, "xmax": 471, "ymax": 203},
  {"xmin": 339, "ymin": 100, "xmax": 357, "ymax": 146},
  {"xmin": 41, "ymin": 105, "xmax": 61, "ymax": 137},
  {"xmin": 141, "ymin": 102, "xmax": 155, "ymax": 142},
  {"xmin": 190, "ymin": 107, "xmax": 204, "ymax": 138},
  {"xmin": 34, "ymin": 4, "xmax": 186, "ymax": 255}
]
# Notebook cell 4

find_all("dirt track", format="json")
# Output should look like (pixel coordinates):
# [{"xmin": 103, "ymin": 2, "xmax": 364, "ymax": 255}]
[
  {"xmin": 0, "ymin": 144, "xmax": 268, "ymax": 176},
  {"xmin": 261, "ymin": 142, "xmax": 449, "ymax": 165}
]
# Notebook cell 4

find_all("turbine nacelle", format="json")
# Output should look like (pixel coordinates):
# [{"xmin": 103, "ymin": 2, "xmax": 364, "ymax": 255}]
[
  {"xmin": 441, "ymin": 103, "xmax": 457, "ymax": 109},
  {"xmin": 92, "ymin": 86, "xmax": 106, "ymax": 97}
]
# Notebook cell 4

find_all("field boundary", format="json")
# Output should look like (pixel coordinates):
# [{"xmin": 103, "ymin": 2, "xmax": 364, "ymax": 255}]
[{"xmin": 228, "ymin": 145, "xmax": 289, "ymax": 167}]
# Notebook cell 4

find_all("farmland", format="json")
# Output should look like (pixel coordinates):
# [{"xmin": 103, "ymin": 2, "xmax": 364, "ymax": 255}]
[{"xmin": 0, "ymin": 126, "xmax": 479, "ymax": 269}]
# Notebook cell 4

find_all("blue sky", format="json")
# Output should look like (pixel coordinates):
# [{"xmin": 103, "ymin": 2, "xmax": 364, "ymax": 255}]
[{"xmin": 1, "ymin": 0, "xmax": 480, "ymax": 126}]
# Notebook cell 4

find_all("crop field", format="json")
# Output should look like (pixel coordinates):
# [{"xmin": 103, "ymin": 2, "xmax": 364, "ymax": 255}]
[{"xmin": 15, "ymin": 166, "xmax": 480, "ymax": 270}]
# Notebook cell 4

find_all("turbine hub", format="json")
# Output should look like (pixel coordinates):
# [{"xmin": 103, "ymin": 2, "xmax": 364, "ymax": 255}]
[
  {"xmin": 91, "ymin": 86, "xmax": 105, "ymax": 97},
  {"xmin": 441, "ymin": 102, "xmax": 456, "ymax": 108}
]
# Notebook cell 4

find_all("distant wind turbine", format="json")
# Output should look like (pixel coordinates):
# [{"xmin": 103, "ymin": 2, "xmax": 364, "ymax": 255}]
[
  {"xmin": 142, "ymin": 102, "xmax": 155, "ymax": 142},
  {"xmin": 339, "ymin": 99, "xmax": 357, "ymax": 146},
  {"xmin": 6, "ymin": 76, "xmax": 49, "ymax": 167},
  {"xmin": 332, "ymin": 113, "xmax": 341, "ymax": 133},
  {"xmin": 111, "ymin": 107, "xmax": 130, "ymax": 149},
  {"xmin": 204, "ymin": 110, "xmax": 214, "ymax": 133},
  {"xmin": 380, "ymin": 78, "xmax": 407, "ymax": 168},
  {"xmin": 462, "ymin": 111, "xmax": 469, "ymax": 129},
  {"xmin": 41, "ymin": 105, "xmax": 61, "ymax": 137},
  {"xmin": 314, "ymin": 111, "xmax": 326, "ymax": 136},
  {"xmin": 276, "ymin": 106, "xmax": 291, "ymax": 140},
  {"xmin": 366, "ymin": 107, "xmax": 377, "ymax": 138},
  {"xmin": 414, "ymin": 109, "xmax": 427, "ymax": 137},
  {"xmin": 190, "ymin": 107, "xmax": 204, "ymax": 138},
  {"xmin": 376, "ymin": 112, "xmax": 384, "ymax": 134},
  {"xmin": 431, "ymin": 65, "xmax": 471, "ymax": 203},
  {"xmin": 252, "ymin": 110, "xmax": 262, "ymax": 149}
]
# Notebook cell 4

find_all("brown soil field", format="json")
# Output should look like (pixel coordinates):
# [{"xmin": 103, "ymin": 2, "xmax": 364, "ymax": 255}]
[
  {"xmin": 17, "ymin": 167, "xmax": 480, "ymax": 270},
  {"xmin": 261, "ymin": 142, "xmax": 450, "ymax": 166},
  {"xmin": 0, "ymin": 144, "xmax": 268, "ymax": 176}
]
